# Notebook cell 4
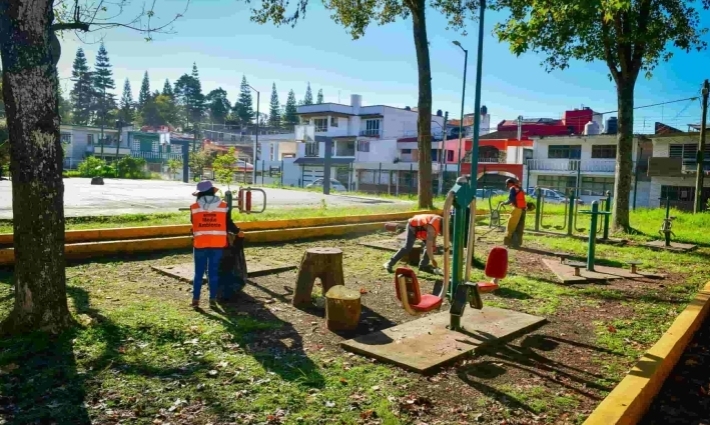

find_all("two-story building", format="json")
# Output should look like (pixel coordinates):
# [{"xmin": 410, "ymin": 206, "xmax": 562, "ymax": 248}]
[{"xmin": 61, "ymin": 125, "xmax": 130, "ymax": 169}]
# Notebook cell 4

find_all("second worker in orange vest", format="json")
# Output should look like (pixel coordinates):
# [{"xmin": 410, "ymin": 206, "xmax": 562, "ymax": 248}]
[
  {"xmin": 384, "ymin": 214, "xmax": 442, "ymax": 274},
  {"xmin": 502, "ymin": 178, "xmax": 527, "ymax": 248}
]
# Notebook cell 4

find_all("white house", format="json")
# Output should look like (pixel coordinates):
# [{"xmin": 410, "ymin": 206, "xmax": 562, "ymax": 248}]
[{"xmin": 61, "ymin": 125, "xmax": 130, "ymax": 169}]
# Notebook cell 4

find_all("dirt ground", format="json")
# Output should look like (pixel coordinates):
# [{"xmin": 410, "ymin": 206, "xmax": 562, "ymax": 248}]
[{"xmin": 130, "ymin": 230, "xmax": 693, "ymax": 425}]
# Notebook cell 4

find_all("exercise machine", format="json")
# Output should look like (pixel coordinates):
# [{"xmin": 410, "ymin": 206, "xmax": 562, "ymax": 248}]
[{"xmin": 658, "ymin": 197, "xmax": 676, "ymax": 247}]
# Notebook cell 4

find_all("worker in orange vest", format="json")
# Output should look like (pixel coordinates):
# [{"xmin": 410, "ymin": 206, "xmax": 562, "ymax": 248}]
[
  {"xmin": 190, "ymin": 180, "xmax": 240, "ymax": 309},
  {"xmin": 502, "ymin": 178, "xmax": 527, "ymax": 248},
  {"xmin": 384, "ymin": 213, "xmax": 442, "ymax": 274}
]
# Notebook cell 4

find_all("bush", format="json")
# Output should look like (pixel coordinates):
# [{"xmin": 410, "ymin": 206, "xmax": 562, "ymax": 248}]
[
  {"xmin": 77, "ymin": 156, "xmax": 113, "ymax": 178},
  {"xmin": 63, "ymin": 170, "xmax": 82, "ymax": 178},
  {"xmin": 116, "ymin": 156, "xmax": 148, "ymax": 179}
]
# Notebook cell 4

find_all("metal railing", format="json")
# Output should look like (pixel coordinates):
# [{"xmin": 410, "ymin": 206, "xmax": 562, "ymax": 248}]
[
  {"xmin": 527, "ymin": 159, "xmax": 616, "ymax": 173},
  {"xmin": 360, "ymin": 129, "xmax": 383, "ymax": 137},
  {"xmin": 131, "ymin": 151, "xmax": 183, "ymax": 160}
]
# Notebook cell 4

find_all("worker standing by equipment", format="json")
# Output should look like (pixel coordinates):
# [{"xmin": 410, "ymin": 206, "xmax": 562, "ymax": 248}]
[
  {"xmin": 190, "ymin": 181, "xmax": 240, "ymax": 309},
  {"xmin": 384, "ymin": 213, "xmax": 442, "ymax": 274},
  {"xmin": 503, "ymin": 178, "xmax": 527, "ymax": 248}
]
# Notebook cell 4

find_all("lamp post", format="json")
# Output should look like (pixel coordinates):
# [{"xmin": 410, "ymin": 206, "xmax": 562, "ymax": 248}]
[
  {"xmin": 452, "ymin": 41, "xmax": 468, "ymax": 174},
  {"xmin": 115, "ymin": 119, "xmax": 125, "ymax": 178},
  {"xmin": 432, "ymin": 118, "xmax": 448, "ymax": 195},
  {"xmin": 247, "ymin": 85, "xmax": 260, "ymax": 185},
  {"xmin": 469, "ymin": 0, "xmax": 486, "ymax": 190}
]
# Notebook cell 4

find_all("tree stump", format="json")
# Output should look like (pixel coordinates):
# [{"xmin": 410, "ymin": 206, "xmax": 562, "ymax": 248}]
[
  {"xmin": 406, "ymin": 246, "xmax": 422, "ymax": 266},
  {"xmin": 292, "ymin": 247, "xmax": 345, "ymax": 308},
  {"xmin": 325, "ymin": 285, "xmax": 361, "ymax": 331},
  {"xmin": 90, "ymin": 177, "xmax": 104, "ymax": 185}
]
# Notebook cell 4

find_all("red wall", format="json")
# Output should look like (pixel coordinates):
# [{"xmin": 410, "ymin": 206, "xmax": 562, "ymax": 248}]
[{"xmin": 563, "ymin": 109, "xmax": 593, "ymax": 135}]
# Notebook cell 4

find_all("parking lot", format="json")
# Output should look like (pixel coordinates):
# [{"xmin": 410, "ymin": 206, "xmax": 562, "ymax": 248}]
[{"xmin": 0, "ymin": 178, "xmax": 409, "ymax": 218}]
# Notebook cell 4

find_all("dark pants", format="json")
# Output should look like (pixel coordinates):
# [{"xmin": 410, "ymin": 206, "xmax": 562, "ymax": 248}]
[{"xmin": 387, "ymin": 224, "xmax": 431, "ymax": 268}]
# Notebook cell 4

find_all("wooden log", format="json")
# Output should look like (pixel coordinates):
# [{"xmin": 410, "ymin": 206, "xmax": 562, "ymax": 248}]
[
  {"xmin": 292, "ymin": 247, "xmax": 345, "ymax": 308},
  {"xmin": 325, "ymin": 285, "xmax": 361, "ymax": 331}
]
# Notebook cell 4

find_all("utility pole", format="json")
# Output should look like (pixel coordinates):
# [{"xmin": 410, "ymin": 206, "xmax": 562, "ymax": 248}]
[
  {"xmin": 438, "ymin": 111, "xmax": 448, "ymax": 195},
  {"xmin": 100, "ymin": 85, "xmax": 106, "ymax": 160},
  {"xmin": 452, "ymin": 41, "xmax": 468, "ymax": 173},
  {"xmin": 694, "ymin": 79, "xmax": 709, "ymax": 213}
]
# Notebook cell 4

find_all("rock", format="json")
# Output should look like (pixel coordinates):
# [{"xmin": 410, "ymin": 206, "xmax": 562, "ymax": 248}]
[{"xmin": 91, "ymin": 177, "xmax": 104, "ymax": 185}]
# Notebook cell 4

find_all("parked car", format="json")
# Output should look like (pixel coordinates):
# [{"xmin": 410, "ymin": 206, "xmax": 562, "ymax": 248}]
[
  {"xmin": 306, "ymin": 178, "xmax": 348, "ymax": 192},
  {"xmin": 526, "ymin": 187, "xmax": 584, "ymax": 205}
]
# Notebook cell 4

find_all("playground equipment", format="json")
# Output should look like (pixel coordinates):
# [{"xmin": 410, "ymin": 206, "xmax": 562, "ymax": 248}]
[
  {"xmin": 578, "ymin": 201, "xmax": 612, "ymax": 272},
  {"xmin": 533, "ymin": 188, "xmax": 612, "ymax": 241},
  {"xmin": 658, "ymin": 197, "xmax": 676, "ymax": 247},
  {"xmin": 237, "ymin": 187, "xmax": 267, "ymax": 213}
]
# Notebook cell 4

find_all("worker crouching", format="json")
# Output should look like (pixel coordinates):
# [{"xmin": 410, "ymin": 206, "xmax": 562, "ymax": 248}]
[
  {"xmin": 502, "ymin": 178, "xmax": 527, "ymax": 248},
  {"xmin": 384, "ymin": 213, "xmax": 442, "ymax": 274},
  {"xmin": 190, "ymin": 181, "xmax": 240, "ymax": 309}
]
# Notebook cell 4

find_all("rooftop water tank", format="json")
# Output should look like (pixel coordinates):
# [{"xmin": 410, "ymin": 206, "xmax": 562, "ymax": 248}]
[
  {"xmin": 606, "ymin": 117, "xmax": 618, "ymax": 135},
  {"xmin": 584, "ymin": 120, "xmax": 600, "ymax": 135}
]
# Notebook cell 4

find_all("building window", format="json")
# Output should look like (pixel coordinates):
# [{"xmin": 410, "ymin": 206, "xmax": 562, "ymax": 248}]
[
  {"xmin": 537, "ymin": 175, "xmax": 577, "ymax": 193},
  {"xmin": 591, "ymin": 145, "xmax": 616, "ymax": 159},
  {"xmin": 548, "ymin": 145, "xmax": 581, "ymax": 159},
  {"xmin": 447, "ymin": 150, "xmax": 454, "ymax": 162},
  {"xmin": 661, "ymin": 185, "xmax": 694, "ymax": 201},
  {"xmin": 364, "ymin": 119, "xmax": 381, "ymax": 137},
  {"xmin": 231, "ymin": 134, "xmax": 237, "ymax": 141},
  {"xmin": 87, "ymin": 134, "xmax": 94, "ymax": 145},
  {"xmin": 305, "ymin": 142, "xmax": 319, "ymax": 157},
  {"xmin": 357, "ymin": 140, "xmax": 370, "ymax": 152},
  {"xmin": 313, "ymin": 118, "xmax": 328, "ymax": 132},
  {"xmin": 431, "ymin": 149, "xmax": 438, "ymax": 162},
  {"xmin": 580, "ymin": 177, "xmax": 614, "ymax": 196},
  {"xmin": 330, "ymin": 117, "xmax": 338, "ymax": 127},
  {"xmin": 60, "ymin": 133, "xmax": 71, "ymax": 144},
  {"xmin": 401, "ymin": 149, "xmax": 412, "ymax": 154},
  {"xmin": 669, "ymin": 143, "xmax": 710, "ymax": 166}
]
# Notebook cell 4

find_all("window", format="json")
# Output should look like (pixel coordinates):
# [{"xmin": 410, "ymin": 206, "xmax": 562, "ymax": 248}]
[
  {"xmin": 591, "ymin": 145, "xmax": 616, "ymax": 159},
  {"xmin": 336, "ymin": 140, "xmax": 355, "ymax": 156},
  {"xmin": 305, "ymin": 142, "xmax": 319, "ymax": 157},
  {"xmin": 669, "ymin": 143, "xmax": 710, "ymax": 166},
  {"xmin": 357, "ymin": 140, "xmax": 370, "ymax": 152},
  {"xmin": 330, "ymin": 117, "xmax": 338, "ymax": 127},
  {"xmin": 60, "ymin": 133, "xmax": 71, "ymax": 144},
  {"xmin": 313, "ymin": 118, "xmax": 328, "ymax": 132},
  {"xmin": 447, "ymin": 150, "xmax": 454, "ymax": 162},
  {"xmin": 364, "ymin": 119, "xmax": 381, "ymax": 137},
  {"xmin": 548, "ymin": 145, "xmax": 581, "ymax": 159},
  {"xmin": 580, "ymin": 177, "xmax": 614, "ymax": 196},
  {"xmin": 401, "ymin": 149, "xmax": 412, "ymax": 154},
  {"xmin": 431, "ymin": 149, "xmax": 438, "ymax": 162},
  {"xmin": 218, "ymin": 132, "xmax": 224, "ymax": 141},
  {"xmin": 661, "ymin": 185, "xmax": 694, "ymax": 201},
  {"xmin": 87, "ymin": 134, "xmax": 94, "ymax": 145},
  {"xmin": 536, "ymin": 175, "xmax": 577, "ymax": 193},
  {"xmin": 231, "ymin": 134, "xmax": 237, "ymax": 141}
]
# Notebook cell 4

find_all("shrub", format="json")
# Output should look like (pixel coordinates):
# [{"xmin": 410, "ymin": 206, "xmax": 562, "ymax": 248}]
[
  {"xmin": 116, "ymin": 156, "xmax": 148, "ymax": 179},
  {"xmin": 77, "ymin": 156, "xmax": 111, "ymax": 178},
  {"xmin": 63, "ymin": 170, "xmax": 82, "ymax": 178}
]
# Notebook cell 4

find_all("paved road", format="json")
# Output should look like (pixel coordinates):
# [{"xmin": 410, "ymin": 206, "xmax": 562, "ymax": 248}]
[{"xmin": 0, "ymin": 178, "xmax": 409, "ymax": 218}]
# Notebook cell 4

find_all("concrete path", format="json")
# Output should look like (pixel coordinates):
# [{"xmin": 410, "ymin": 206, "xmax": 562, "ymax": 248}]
[{"xmin": 0, "ymin": 178, "xmax": 410, "ymax": 218}]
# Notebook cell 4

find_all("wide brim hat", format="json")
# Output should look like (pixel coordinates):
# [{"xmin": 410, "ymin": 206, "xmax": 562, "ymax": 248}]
[{"xmin": 192, "ymin": 180, "xmax": 219, "ymax": 196}]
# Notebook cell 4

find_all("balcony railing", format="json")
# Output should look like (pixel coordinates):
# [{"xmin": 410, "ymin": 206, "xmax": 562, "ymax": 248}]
[
  {"xmin": 131, "ymin": 151, "xmax": 183, "ymax": 160},
  {"xmin": 527, "ymin": 159, "xmax": 616, "ymax": 173},
  {"xmin": 304, "ymin": 143, "xmax": 319, "ymax": 157},
  {"xmin": 360, "ymin": 129, "xmax": 382, "ymax": 137}
]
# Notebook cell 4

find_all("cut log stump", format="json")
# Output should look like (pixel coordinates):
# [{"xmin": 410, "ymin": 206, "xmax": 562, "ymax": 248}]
[
  {"xmin": 292, "ymin": 247, "xmax": 345, "ymax": 308},
  {"xmin": 325, "ymin": 285, "xmax": 361, "ymax": 331}
]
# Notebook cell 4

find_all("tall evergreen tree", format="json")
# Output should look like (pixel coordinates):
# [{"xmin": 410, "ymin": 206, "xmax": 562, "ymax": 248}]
[
  {"xmin": 268, "ymin": 83, "xmax": 281, "ymax": 129},
  {"xmin": 58, "ymin": 85, "xmax": 72, "ymax": 124},
  {"xmin": 138, "ymin": 71, "xmax": 151, "ymax": 109},
  {"xmin": 119, "ymin": 79, "xmax": 134, "ymax": 123},
  {"xmin": 232, "ymin": 75, "xmax": 255, "ymax": 125},
  {"xmin": 283, "ymin": 89, "xmax": 299, "ymax": 128},
  {"xmin": 162, "ymin": 79, "xmax": 174, "ymax": 97},
  {"xmin": 69, "ymin": 48, "xmax": 94, "ymax": 125},
  {"xmin": 317, "ymin": 89, "xmax": 323, "ymax": 104},
  {"xmin": 205, "ymin": 88, "xmax": 231, "ymax": 124},
  {"xmin": 0, "ymin": 68, "xmax": 4, "ymax": 118},
  {"xmin": 303, "ymin": 82, "xmax": 313, "ymax": 105},
  {"xmin": 174, "ymin": 70, "xmax": 205, "ymax": 129},
  {"xmin": 92, "ymin": 42, "xmax": 117, "ymax": 127}
]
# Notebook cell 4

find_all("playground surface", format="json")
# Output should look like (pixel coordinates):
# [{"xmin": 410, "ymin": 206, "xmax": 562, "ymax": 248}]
[
  {"xmin": 1, "ymin": 226, "xmax": 704, "ymax": 425},
  {"xmin": 0, "ymin": 178, "xmax": 409, "ymax": 219}
]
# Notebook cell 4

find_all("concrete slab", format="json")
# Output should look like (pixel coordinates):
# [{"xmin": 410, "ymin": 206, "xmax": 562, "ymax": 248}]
[
  {"xmin": 152, "ymin": 258, "xmax": 297, "ymax": 282},
  {"xmin": 542, "ymin": 259, "xmax": 624, "ymax": 284},
  {"xmin": 341, "ymin": 307, "xmax": 546, "ymax": 373},
  {"xmin": 360, "ymin": 239, "xmax": 403, "ymax": 252},
  {"xmin": 641, "ymin": 240, "xmax": 697, "ymax": 252},
  {"xmin": 593, "ymin": 264, "xmax": 665, "ymax": 279},
  {"xmin": 526, "ymin": 230, "xmax": 628, "ymax": 245}
]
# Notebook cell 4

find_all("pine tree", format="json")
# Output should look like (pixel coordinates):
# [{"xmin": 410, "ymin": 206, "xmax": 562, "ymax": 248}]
[
  {"xmin": 174, "ymin": 68, "xmax": 205, "ymax": 129},
  {"xmin": 69, "ymin": 48, "xmax": 94, "ymax": 125},
  {"xmin": 303, "ymin": 82, "xmax": 313, "ymax": 105},
  {"xmin": 162, "ymin": 79, "xmax": 174, "ymax": 97},
  {"xmin": 317, "ymin": 89, "xmax": 324, "ymax": 104},
  {"xmin": 58, "ymin": 85, "xmax": 73, "ymax": 124},
  {"xmin": 119, "ymin": 79, "xmax": 134, "ymax": 123},
  {"xmin": 206, "ymin": 88, "xmax": 231, "ymax": 124},
  {"xmin": 138, "ymin": 71, "xmax": 151, "ymax": 109},
  {"xmin": 92, "ymin": 42, "xmax": 117, "ymax": 127},
  {"xmin": 283, "ymin": 89, "xmax": 299, "ymax": 128},
  {"xmin": 268, "ymin": 83, "xmax": 281, "ymax": 129},
  {"xmin": 232, "ymin": 75, "xmax": 254, "ymax": 125}
]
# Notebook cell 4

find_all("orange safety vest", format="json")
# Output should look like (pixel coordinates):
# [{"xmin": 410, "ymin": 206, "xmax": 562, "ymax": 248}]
[
  {"xmin": 513, "ymin": 187, "xmax": 527, "ymax": 209},
  {"xmin": 190, "ymin": 200, "xmax": 229, "ymax": 248},
  {"xmin": 409, "ymin": 214, "xmax": 442, "ymax": 240}
]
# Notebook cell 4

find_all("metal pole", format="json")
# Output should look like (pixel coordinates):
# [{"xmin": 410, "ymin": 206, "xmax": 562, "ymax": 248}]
[
  {"xmin": 665, "ymin": 197, "xmax": 671, "ymax": 247},
  {"xmin": 567, "ymin": 190, "xmax": 575, "ymax": 236},
  {"xmin": 182, "ymin": 142, "xmax": 189, "ymax": 183},
  {"xmin": 535, "ymin": 187, "xmax": 541, "ymax": 231},
  {"xmin": 587, "ymin": 201, "xmax": 599, "ymax": 272},
  {"xmin": 323, "ymin": 138, "xmax": 332, "ymax": 195},
  {"xmin": 633, "ymin": 141, "xmax": 640, "ymax": 210},
  {"xmin": 100, "ymin": 86, "xmax": 105, "ymax": 160},
  {"xmin": 253, "ymin": 90, "xmax": 260, "ymax": 185},
  {"xmin": 455, "ymin": 47, "xmax": 468, "ymax": 173},
  {"xmin": 603, "ymin": 190, "xmax": 611, "ymax": 240},
  {"xmin": 695, "ymin": 79, "xmax": 709, "ymax": 213},
  {"xmin": 115, "ymin": 121, "xmax": 122, "ymax": 178},
  {"xmin": 438, "ymin": 112, "xmax": 448, "ymax": 195}
]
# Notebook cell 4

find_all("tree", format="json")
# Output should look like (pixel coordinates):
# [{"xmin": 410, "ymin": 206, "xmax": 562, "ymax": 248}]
[
  {"xmin": 247, "ymin": 0, "xmax": 478, "ymax": 209},
  {"xmin": 493, "ymin": 0, "xmax": 709, "ymax": 230},
  {"xmin": 206, "ymin": 88, "xmax": 231, "ymax": 124},
  {"xmin": 232, "ymin": 75, "xmax": 254, "ymax": 125},
  {"xmin": 317, "ymin": 88, "xmax": 323, "ymax": 104},
  {"xmin": 58, "ymin": 85, "xmax": 73, "ymax": 124},
  {"xmin": 283, "ymin": 89, "xmax": 299, "ymax": 128},
  {"xmin": 268, "ymin": 83, "xmax": 281, "ymax": 129},
  {"xmin": 167, "ymin": 158, "xmax": 183, "ymax": 180},
  {"xmin": 70, "ymin": 47, "xmax": 94, "ymax": 125},
  {"xmin": 155, "ymin": 94, "xmax": 179, "ymax": 126},
  {"xmin": 188, "ymin": 148, "xmax": 211, "ymax": 180},
  {"xmin": 303, "ymin": 82, "xmax": 313, "ymax": 105},
  {"xmin": 138, "ymin": 71, "xmax": 151, "ymax": 110},
  {"xmin": 162, "ymin": 79, "xmax": 174, "ymax": 98},
  {"xmin": 92, "ymin": 42, "xmax": 117, "ymax": 127},
  {"xmin": 174, "ymin": 69, "xmax": 205, "ymax": 129},
  {"xmin": 213, "ymin": 147, "xmax": 237, "ymax": 189},
  {"xmin": 0, "ymin": 0, "xmax": 188, "ymax": 335},
  {"xmin": 0, "ymin": 68, "xmax": 4, "ymax": 118},
  {"xmin": 119, "ymin": 79, "xmax": 134, "ymax": 124}
]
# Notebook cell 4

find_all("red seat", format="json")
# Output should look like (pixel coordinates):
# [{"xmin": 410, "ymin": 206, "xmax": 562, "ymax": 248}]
[
  {"xmin": 412, "ymin": 294, "xmax": 443, "ymax": 312},
  {"xmin": 476, "ymin": 247, "xmax": 508, "ymax": 293},
  {"xmin": 394, "ymin": 268, "xmax": 443, "ymax": 313},
  {"xmin": 477, "ymin": 281, "xmax": 500, "ymax": 293}
]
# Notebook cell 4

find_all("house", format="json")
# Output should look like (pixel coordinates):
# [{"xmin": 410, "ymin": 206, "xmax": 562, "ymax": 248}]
[
  {"xmin": 459, "ymin": 137, "xmax": 534, "ymax": 189},
  {"xmin": 647, "ymin": 123, "xmax": 710, "ymax": 210},
  {"xmin": 447, "ymin": 106, "xmax": 493, "ymax": 138},
  {"xmin": 127, "ymin": 130, "xmax": 184, "ymax": 172},
  {"xmin": 61, "ymin": 124, "xmax": 125, "ymax": 169}
]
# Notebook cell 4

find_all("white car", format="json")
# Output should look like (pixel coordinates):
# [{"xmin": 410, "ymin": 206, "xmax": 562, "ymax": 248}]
[{"xmin": 306, "ymin": 178, "xmax": 348, "ymax": 192}]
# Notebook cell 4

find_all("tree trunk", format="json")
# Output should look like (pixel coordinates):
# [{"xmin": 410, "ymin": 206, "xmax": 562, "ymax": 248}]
[
  {"xmin": 611, "ymin": 79, "xmax": 634, "ymax": 231},
  {"xmin": 410, "ymin": 0, "xmax": 434, "ymax": 210},
  {"xmin": 0, "ymin": 0, "xmax": 73, "ymax": 334},
  {"xmin": 292, "ymin": 248, "xmax": 345, "ymax": 308},
  {"xmin": 325, "ymin": 285, "xmax": 361, "ymax": 332}
]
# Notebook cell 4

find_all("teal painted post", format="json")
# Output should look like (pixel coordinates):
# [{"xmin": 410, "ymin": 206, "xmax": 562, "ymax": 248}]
[
  {"xmin": 665, "ymin": 198, "xmax": 671, "ymax": 247},
  {"xmin": 603, "ymin": 191, "xmax": 611, "ymax": 240},
  {"xmin": 225, "ymin": 190, "xmax": 233, "ymax": 218},
  {"xmin": 450, "ymin": 201, "xmax": 466, "ymax": 298},
  {"xmin": 587, "ymin": 201, "xmax": 599, "ymax": 271},
  {"xmin": 567, "ymin": 190, "xmax": 575, "ymax": 236},
  {"xmin": 535, "ymin": 187, "xmax": 542, "ymax": 231}
]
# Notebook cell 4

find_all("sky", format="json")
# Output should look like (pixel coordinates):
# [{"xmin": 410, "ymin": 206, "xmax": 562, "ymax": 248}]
[{"xmin": 56, "ymin": 0, "xmax": 710, "ymax": 134}]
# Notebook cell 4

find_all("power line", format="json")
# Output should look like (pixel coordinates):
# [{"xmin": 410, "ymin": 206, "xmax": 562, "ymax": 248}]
[{"xmin": 597, "ymin": 96, "xmax": 700, "ymax": 115}]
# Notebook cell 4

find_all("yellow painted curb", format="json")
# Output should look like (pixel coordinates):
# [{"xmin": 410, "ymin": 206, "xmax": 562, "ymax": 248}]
[
  {"xmin": 0, "ymin": 210, "xmax": 444, "ymax": 246},
  {"xmin": 583, "ymin": 281, "xmax": 710, "ymax": 425},
  {"xmin": 0, "ymin": 222, "xmax": 388, "ymax": 266}
]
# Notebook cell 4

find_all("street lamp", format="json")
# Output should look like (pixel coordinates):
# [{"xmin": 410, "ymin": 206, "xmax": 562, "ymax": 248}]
[
  {"xmin": 247, "ymin": 85, "xmax": 260, "ymax": 185},
  {"xmin": 452, "ymin": 40, "xmax": 468, "ymax": 172},
  {"xmin": 469, "ymin": 0, "xmax": 486, "ymax": 194}
]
